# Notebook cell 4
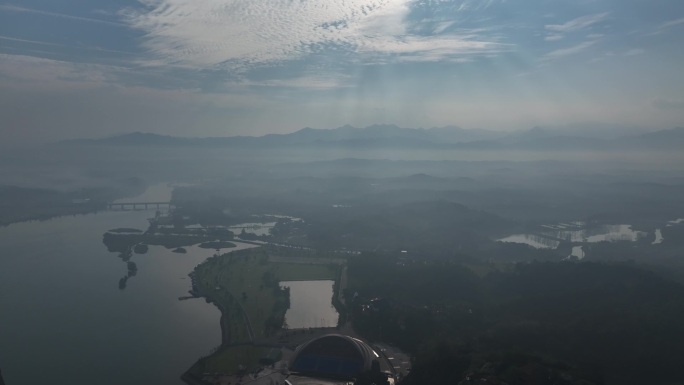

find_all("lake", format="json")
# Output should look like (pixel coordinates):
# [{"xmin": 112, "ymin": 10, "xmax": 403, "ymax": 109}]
[
  {"xmin": 0, "ymin": 205, "xmax": 239, "ymax": 384},
  {"xmin": 280, "ymin": 280, "xmax": 339, "ymax": 329},
  {"xmin": 498, "ymin": 222, "xmax": 647, "ymax": 249}
]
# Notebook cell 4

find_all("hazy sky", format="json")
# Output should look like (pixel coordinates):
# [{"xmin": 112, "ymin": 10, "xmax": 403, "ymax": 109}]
[{"xmin": 1, "ymin": 0, "xmax": 683, "ymax": 143}]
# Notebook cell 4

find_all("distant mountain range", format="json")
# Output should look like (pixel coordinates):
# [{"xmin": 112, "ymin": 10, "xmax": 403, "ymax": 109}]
[{"xmin": 61, "ymin": 125, "xmax": 684, "ymax": 151}]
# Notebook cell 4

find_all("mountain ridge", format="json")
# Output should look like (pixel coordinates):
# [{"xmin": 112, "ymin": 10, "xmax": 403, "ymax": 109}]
[{"xmin": 59, "ymin": 125, "xmax": 684, "ymax": 151}]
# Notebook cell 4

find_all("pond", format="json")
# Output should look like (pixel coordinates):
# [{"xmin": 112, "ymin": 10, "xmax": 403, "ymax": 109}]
[
  {"xmin": 280, "ymin": 280, "xmax": 339, "ymax": 329},
  {"xmin": 568, "ymin": 246, "xmax": 585, "ymax": 260}
]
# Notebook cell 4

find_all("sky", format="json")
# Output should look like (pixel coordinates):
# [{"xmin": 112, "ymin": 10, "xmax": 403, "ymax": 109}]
[{"xmin": 1, "ymin": 0, "xmax": 683, "ymax": 143}]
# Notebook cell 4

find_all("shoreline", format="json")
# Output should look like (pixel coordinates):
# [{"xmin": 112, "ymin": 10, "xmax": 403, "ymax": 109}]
[
  {"xmin": 0, "ymin": 206, "xmax": 105, "ymax": 228},
  {"xmin": 180, "ymin": 247, "xmax": 349, "ymax": 385}
]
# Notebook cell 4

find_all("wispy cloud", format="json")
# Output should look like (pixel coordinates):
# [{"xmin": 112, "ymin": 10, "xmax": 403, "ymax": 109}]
[
  {"xmin": 543, "ymin": 40, "xmax": 597, "ymax": 61},
  {"xmin": 0, "ymin": 53, "xmax": 127, "ymax": 86},
  {"xmin": 359, "ymin": 35, "xmax": 506, "ymax": 61},
  {"xmin": 234, "ymin": 75, "xmax": 352, "ymax": 90},
  {"xmin": 659, "ymin": 17, "xmax": 684, "ymax": 30},
  {"xmin": 647, "ymin": 17, "xmax": 684, "ymax": 36},
  {"xmin": 0, "ymin": 4, "xmax": 126, "ymax": 27},
  {"xmin": 623, "ymin": 48, "xmax": 645, "ymax": 57},
  {"xmin": 0, "ymin": 35, "xmax": 136, "ymax": 56},
  {"xmin": 121, "ymin": 0, "xmax": 502, "ymax": 70},
  {"xmin": 545, "ymin": 13, "xmax": 610, "ymax": 33},
  {"xmin": 543, "ymin": 12, "xmax": 609, "ymax": 44}
]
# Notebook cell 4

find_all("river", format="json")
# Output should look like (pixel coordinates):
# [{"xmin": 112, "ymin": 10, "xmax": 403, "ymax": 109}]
[{"xmin": 0, "ymin": 186, "xmax": 227, "ymax": 385}]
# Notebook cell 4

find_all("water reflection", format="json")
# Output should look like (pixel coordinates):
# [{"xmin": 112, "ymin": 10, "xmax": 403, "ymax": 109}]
[
  {"xmin": 498, "ymin": 222, "xmax": 647, "ymax": 249},
  {"xmin": 568, "ymin": 246, "xmax": 585, "ymax": 260},
  {"xmin": 498, "ymin": 234, "xmax": 560, "ymax": 249},
  {"xmin": 653, "ymin": 229, "xmax": 664, "ymax": 244},
  {"xmin": 280, "ymin": 280, "xmax": 339, "ymax": 329},
  {"xmin": 584, "ymin": 225, "xmax": 644, "ymax": 243},
  {"xmin": 0, "ymin": 211, "xmax": 221, "ymax": 385},
  {"xmin": 230, "ymin": 222, "xmax": 276, "ymax": 236}
]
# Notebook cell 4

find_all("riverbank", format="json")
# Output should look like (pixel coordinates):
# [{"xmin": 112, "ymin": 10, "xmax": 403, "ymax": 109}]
[
  {"xmin": 182, "ymin": 246, "xmax": 349, "ymax": 383},
  {"xmin": 1, "ymin": 209, "xmax": 227, "ymax": 385},
  {"xmin": 0, "ymin": 179, "xmax": 149, "ymax": 227}
]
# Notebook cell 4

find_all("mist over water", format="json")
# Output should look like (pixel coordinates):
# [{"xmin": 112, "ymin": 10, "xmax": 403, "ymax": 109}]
[
  {"xmin": 1, "ymin": 125, "xmax": 684, "ymax": 385},
  {"xmin": 3, "ymin": 0, "xmax": 684, "ymax": 381}
]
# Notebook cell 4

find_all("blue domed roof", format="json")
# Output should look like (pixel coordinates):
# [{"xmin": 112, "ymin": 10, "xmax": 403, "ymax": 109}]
[{"xmin": 290, "ymin": 334, "xmax": 378, "ymax": 379}]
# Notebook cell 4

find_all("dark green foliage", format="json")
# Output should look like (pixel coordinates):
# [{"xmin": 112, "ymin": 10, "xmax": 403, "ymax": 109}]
[
  {"xmin": 348, "ymin": 256, "xmax": 684, "ymax": 385},
  {"xmin": 127, "ymin": 261, "xmax": 137, "ymax": 276},
  {"xmin": 109, "ymin": 228, "xmax": 143, "ymax": 233},
  {"xmin": 404, "ymin": 346, "xmax": 602, "ymax": 385},
  {"xmin": 133, "ymin": 243, "xmax": 148, "ymax": 254},
  {"xmin": 307, "ymin": 201, "xmax": 511, "ymax": 254},
  {"xmin": 198, "ymin": 241, "xmax": 236, "ymax": 249},
  {"xmin": 103, "ymin": 232, "xmax": 233, "ymax": 251}
]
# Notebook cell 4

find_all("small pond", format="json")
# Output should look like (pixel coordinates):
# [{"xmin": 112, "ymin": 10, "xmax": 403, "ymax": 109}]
[{"xmin": 280, "ymin": 280, "xmax": 339, "ymax": 329}]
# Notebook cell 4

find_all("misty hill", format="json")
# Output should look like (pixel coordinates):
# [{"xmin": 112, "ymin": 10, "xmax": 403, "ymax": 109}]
[
  {"xmin": 60, "ymin": 125, "xmax": 684, "ymax": 151},
  {"xmin": 615, "ymin": 126, "xmax": 684, "ymax": 149},
  {"xmin": 63, "ymin": 125, "xmax": 505, "ymax": 146},
  {"xmin": 285, "ymin": 124, "xmax": 503, "ymax": 143},
  {"xmin": 60, "ymin": 125, "xmax": 504, "ymax": 147}
]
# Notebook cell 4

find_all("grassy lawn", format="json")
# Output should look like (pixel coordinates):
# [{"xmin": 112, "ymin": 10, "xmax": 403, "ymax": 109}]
[{"xmin": 194, "ymin": 247, "xmax": 342, "ymax": 342}]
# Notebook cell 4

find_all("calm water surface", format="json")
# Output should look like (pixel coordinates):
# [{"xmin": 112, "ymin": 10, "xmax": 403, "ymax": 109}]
[
  {"xmin": 497, "ymin": 234, "xmax": 560, "ymax": 249},
  {"xmin": 568, "ymin": 246, "xmax": 585, "ymax": 260},
  {"xmin": 280, "ymin": 280, "xmax": 338, "ymax": 329},
  {"xmin": 653, "ymin": 229, "xmax": 664, "ymax": 244},
  {"xmin": 0, "ymin": 210, "xmax": 226, "ymax": 385},
  {"xmin": 498, "ymin": 223, "xmax": 647, "ymax": 249}
]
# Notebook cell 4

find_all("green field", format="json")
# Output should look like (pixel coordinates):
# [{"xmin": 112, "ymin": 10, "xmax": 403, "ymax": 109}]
[{"xmin": 194, "ymin": 247, "xmax": 343, "ymax": 343}]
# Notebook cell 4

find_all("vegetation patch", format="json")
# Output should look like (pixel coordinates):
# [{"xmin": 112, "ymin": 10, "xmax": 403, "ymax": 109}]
[{"xmin": 193, "ymin": 247, "xmax": 342, "ymax": 342}]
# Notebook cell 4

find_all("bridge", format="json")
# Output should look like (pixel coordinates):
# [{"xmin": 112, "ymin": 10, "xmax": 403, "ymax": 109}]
[{"xmin": 107, "ymin": 201, "xmax": 174, "ymax": 211}]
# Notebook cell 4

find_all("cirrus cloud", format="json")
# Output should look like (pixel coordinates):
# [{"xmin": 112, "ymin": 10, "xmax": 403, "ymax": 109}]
[{"xmin": 120, "ymin": 0, "xmax": 504, "ymax": 70}]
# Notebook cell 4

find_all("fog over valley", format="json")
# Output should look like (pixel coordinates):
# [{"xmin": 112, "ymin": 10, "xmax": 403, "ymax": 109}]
[{"xmin": 2, "ymin": 0, "xmax": 684, "ymax": 384}]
